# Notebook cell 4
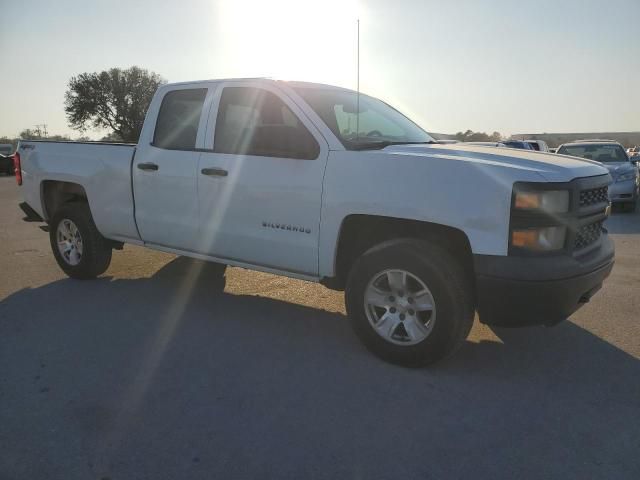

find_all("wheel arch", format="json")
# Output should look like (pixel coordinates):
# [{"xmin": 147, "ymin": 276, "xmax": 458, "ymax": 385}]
[
  {"xmin": 40, "ymin": 180, "xmax": 90, "ymax": 222},
  {"xmin": 323, "ymin": 214, "xmax": 475, "ymax": 292}
]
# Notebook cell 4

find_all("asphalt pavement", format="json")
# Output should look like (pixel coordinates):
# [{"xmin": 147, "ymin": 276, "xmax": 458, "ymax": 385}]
[{"xmin": 1, "ymin": 175, "xmax": 639, "ymax": 479}]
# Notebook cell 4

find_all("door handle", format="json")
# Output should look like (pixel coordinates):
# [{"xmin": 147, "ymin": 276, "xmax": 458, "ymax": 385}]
[
  {"xmin": 201, "ymin": 167, "xmax": 228, "ymax": 177},
  {"xmin": 137, "ymin": 162, "xmax": 159, "ymax": 171}
]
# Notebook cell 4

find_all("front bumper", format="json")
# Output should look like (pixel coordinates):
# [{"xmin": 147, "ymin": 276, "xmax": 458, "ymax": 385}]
[
  {"xmin": 474, "ymin": 235, "xmax": 614, "ymax": 326},
  {"xmin": 609, "ymin": 179, "xmax": 638, "ymax": 203}
]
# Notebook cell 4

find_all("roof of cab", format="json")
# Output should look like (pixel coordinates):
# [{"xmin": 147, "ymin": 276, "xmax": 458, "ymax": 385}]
[
  {"xmin": 159, "ymin": 77, "xmax": 355, "ymax": 92},
  {"xmin": 161, "ymin": 77, "xmax": 269, "ymax": 87}
]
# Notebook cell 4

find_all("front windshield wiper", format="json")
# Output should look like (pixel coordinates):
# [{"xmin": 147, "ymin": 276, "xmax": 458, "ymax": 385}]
[{"xmin": 349, "ymin": 140, "xmax": 437, "ymax": 151}]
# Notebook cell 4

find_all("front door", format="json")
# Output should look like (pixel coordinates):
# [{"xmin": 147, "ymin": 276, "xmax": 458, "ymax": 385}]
[{"xmin": 196, "ymin": 82, "xmax": 328, "ymax": 275}]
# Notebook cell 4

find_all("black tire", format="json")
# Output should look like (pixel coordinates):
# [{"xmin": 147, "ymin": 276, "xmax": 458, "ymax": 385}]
[
  {"xmin": 49, "ymin": 203, "xmax": 112, "ymax": 279},
  {"xmin": 345, "ymin": 239, "xmax": 475, "ymax": 367}
]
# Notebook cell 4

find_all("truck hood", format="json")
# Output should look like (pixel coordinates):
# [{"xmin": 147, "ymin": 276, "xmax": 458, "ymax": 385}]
[{"xmin": 381, "ymin": 144, "xmax": 609, "ymax": 182}]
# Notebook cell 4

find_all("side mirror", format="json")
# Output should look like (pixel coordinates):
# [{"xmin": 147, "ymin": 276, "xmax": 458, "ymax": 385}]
[{"xmin": 631, "ymin": 156, "xmax": 639, "ymax": 165}]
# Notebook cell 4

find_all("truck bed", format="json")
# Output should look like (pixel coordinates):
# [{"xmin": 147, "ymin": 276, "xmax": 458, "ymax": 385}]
[{"xmin": 18, "ymin": 140, "xmax": 140, "ymax": 242}]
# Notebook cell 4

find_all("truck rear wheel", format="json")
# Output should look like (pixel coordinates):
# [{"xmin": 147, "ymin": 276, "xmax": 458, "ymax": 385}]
[
  {"xmin": 345, "ymin": 239, "xmax": 474, "ymax": 367},
  {"xmin": 49, "ymin": 203, "xmax": 112, "ymax": 279}
]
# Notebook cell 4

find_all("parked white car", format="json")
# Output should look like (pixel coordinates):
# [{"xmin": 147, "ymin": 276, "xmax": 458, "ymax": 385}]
[{"xmin": 15, "ymin": 78, "xmax": 614, "ymax": 366}]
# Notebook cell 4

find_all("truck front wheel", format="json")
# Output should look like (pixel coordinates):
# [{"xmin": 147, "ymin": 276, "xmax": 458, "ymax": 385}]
[
  {"xmin": 49, "ymin": 203, "xmax": 112, "ymax": 279},
  {"xmin": 345, "ymin": 239, "xmax": 474, "ymax": 367}
]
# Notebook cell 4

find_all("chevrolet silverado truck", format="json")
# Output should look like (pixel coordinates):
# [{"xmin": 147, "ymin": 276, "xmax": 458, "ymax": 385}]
[{"xmin": 14, "ymin": 78, "xmax": 614, "ymax": 366}]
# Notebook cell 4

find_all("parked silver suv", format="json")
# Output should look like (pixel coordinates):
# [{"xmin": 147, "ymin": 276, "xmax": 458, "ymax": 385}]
[{"xmin": 557, "ymin": 141, "xmax": 639, "ymax": 212}]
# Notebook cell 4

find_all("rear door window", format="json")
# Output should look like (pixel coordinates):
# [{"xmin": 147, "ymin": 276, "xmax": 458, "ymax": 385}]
[{"xmin": 154, "ymin": 89, "xmax": 207, "ymax": 150}]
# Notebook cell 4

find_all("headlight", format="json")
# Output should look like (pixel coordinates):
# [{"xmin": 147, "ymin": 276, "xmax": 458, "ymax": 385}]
[
  {"xmin": 511, "ymin": 226, "xmax": 567, "ymax": 251},
  {"xmin": 616, "ymin": 171, "xmax": 637, "ymax": 182},
  {"xmin": 514, "ymin": 190, "xmax": 569, "ymax": 213},
  {"xmin": 510, "ymin": 186, "xmax": 570, "ymax": 254}
]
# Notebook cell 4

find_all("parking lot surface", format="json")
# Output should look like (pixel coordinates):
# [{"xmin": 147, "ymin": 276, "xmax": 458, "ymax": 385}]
[{"xmin": 1, "ymin": 176, "xmax": 639, "ymax": 479}]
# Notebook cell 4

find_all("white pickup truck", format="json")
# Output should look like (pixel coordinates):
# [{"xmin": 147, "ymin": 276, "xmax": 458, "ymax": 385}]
[{"xmin": 15, "ymin": 78, "xmax": 614, "ymax": 366}]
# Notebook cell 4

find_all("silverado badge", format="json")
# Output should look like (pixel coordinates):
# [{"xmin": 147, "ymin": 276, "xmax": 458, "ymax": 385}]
[{"xmin": 262, "ymin": 221, "xmax": 311, "ymax": 234}]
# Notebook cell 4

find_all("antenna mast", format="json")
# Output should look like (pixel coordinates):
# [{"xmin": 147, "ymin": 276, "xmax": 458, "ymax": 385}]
[{"xmin": 356, "ymin": 18, "xmax": 360, "ymax": 143}]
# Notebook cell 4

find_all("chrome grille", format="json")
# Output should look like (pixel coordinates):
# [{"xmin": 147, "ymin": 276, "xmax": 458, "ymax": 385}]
[
  {"xmin": 574, "ymin": 221, "xmax": 603, "ymax": 250},
  {"xmin": 579, "ymin": 186, "xmax": 608, "ymax": 208}
]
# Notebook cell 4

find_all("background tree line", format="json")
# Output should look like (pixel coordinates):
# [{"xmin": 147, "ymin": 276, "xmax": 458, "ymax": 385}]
[{"xmin": 453, "ymin": 130, "xmax": 503, "ymax": 143}]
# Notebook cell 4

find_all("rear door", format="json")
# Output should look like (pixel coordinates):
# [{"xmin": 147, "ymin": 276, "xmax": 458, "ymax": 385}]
[
  {"xmin": 133, "ymin": 86, "xmax": 213, "ymax": 251},
  {"xmin": 195, "ymin": 82, "xmax": 328, "ymax": 275}
]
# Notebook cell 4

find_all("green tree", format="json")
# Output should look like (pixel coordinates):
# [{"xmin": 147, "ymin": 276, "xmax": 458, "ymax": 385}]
[
  {"xmin": 64, "ymin": 66, "xmax": 166, "ymax": 142},
  {"xmin": 99, "ymin": 132, "xmax": 124, "ymax": 142},
  {"xmin": 453, "ymin": 130, "xmax": 502, "ymax": 142},
  {"xmin": 19, "ymin": 128, "xmax": 41, "ymax": 140},
  {"xmin": 489, "ymin": 131, "xmax": 502, "ymax": 142},
  {"xmin": 18, "ymin": 129, "xmax": 71, "ymax": 141}
]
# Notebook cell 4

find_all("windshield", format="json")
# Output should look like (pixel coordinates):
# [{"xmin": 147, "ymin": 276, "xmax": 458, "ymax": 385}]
[
  {"xmin": 294, "ymin": 87, "xmax": 434, "ymax": 150},
  {"xmin": 557, "ymin": 144, "xmax": 629, "ymax": 163}
]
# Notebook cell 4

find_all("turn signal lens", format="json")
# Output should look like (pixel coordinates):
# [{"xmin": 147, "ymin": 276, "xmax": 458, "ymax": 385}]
[
  {"xmin": 512, "ymin": 230, "xmax": 538, "ymax": 247},
  {"xmin": 512, "ymin": 226, "xmax": 566, "ymax": 251}
]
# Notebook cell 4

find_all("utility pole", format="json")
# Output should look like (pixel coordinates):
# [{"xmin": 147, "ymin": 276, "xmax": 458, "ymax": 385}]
[{"xmin": 356, "ymin": 18, "xmax": 360, "ymax": 142}]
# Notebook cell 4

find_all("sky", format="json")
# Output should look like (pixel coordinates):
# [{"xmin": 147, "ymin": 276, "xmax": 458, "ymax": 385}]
[{"xmin": 0, "ymin": 0, "xmax": 639, "ymax": 139}]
